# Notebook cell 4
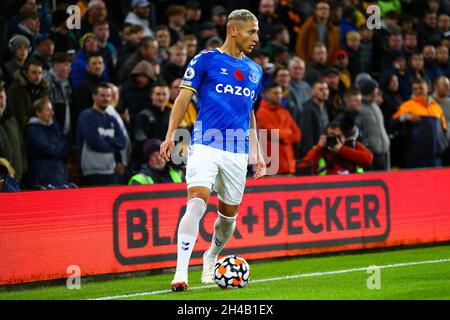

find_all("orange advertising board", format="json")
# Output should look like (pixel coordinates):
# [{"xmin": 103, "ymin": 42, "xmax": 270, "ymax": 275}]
[{"xmin": 1, "ymin": 169, "xmax": 450, "ymax": 284}]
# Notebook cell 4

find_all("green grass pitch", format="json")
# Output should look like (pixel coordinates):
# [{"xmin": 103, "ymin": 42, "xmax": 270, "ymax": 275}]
[{"xmin": 1, "ymin": 245, "xmax": 449, "ymax": 300}]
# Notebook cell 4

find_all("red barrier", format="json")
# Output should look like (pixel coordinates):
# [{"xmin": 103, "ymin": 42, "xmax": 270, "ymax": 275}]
[{"xmin": 1, "ymin": 169, "xmax": 450, "ymax": 284}]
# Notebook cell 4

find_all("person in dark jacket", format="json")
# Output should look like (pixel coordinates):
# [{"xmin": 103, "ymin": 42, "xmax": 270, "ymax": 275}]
[
  {"xmin": 24, "ymin": 98, "xmax": 71, "ymax": 188},
  {"xmin": 73, "ymin": 53, "xmax": 105, "ymax": 127},
  {"xmin": 133, "ymin": 82, "xmax": 171, "ymax": 163},
  {"xmin": 116, "ymin": 24, "xmax": 144, "ymax": 73},
  {"xmin": 299, "ymin": 80, "xmax": 330, "ymax": 159},
  {"xmin": 49, "ymin": 8, "xmax": 78, "ymax": 54},
  {"xmin": 31, "ymin": 33, "xmax": 54, "ymax": 71},
  {"xmin": 121, "ymin": 60, "xmax": 155, "ymax": 123},
  {"xmin": 45, "ymin": 52, "xmax": 73, "ymax": 138},
  {"xmin": 333, "ymin": 87, "xmax": 369, "ymax": 147},
  {"xmin": 400, "ymin": 52, "xmax": 432, "ymax": 101},
  {"xmin": 10, "ymin": 10, "xmax": 41, "ymax": 51},
  {"xmin": 416, "ymin": 11, "xmax": 442, "ymax": 49},
  {"xmin": 0, "ymin": 82, "xmax": 27, "ymax": 184},
  {"xmin": 7, "ymin": 59, "xmax": 50, "ymax": 130},
  {"xmin": 303, "ymin": 42, "xmax": 329, "ymax": 86},
  {"xmin": 69, "ymin": 33, "xmax": 109, "ymax": 88},
  {"xmin": 5, "ymin": 34, "xmax": 30, "ymax": 81},
  {"xmin": 79, "ymin": 0, "xmax": 121, "ymax": 48},
  {"xmin": 379, "ymin": 70, "xmax": 406, "ymax": 168},
  {"xmin": 371, "ymin": 10, "xmax": 399, "ymax": 74},
  {"xmin": 323, "ymin": 67, "xmax": 346, "ymax": 120},
  {"xmin": 344, "ymin": 31, "xmax": 362, "ymax": 80},
  {"xmin": 93, "ymin": 19, "xmax": 117, "ymax": 83},
  {"xmin": 118, "ymin": 36, "xmax": 159, "ymax": 83},
  {"xmin": 120, "ymin": 60, "xmax": 155, "ymax": 129},
  {"xmin": 0, "ymin": 0, "xmax": 27, "ymax": 57},
  {"xmin": 160, "ymin": 43, "xmax": 187, "ymax": 86}
]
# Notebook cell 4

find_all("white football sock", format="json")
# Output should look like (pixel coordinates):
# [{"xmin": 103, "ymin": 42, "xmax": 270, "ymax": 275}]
[
  {"xmin": 175, "ymin": 197, "xmax": 207, "ymax": 275},
  {"xmin": 206, "ymin": 211, "xmax": 237, "ymax": 260}
]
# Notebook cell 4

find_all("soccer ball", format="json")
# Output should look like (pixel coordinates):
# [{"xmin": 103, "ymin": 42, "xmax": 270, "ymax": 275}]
[{"xmin": 213, "ymin": 255, "xmax": 250, "ymax": 289}]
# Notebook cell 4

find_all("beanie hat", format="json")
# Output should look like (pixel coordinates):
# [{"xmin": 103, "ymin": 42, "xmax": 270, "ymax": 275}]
[
  {"xmin": 8, "ymin": 35, "xmax": 30, "ymax": 53},
  {"xmin": 143, "ymin": 139, "xmax": 163, "ymax": 160},
  {"xmin": 359, "ymin": 78, "xmax": 379, "ymax": 96},
  {"xmin": 354, "ymin": 73, "xmax": 372, "ymax": 89}
]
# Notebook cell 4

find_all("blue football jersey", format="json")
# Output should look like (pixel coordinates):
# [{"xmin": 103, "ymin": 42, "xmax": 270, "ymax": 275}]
[{"xmin": 180, "ymin": 48, "xmax": 263, "ymax": 154}]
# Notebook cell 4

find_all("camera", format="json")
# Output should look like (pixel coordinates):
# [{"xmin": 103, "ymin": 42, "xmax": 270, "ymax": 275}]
[{"xmin": 326, "ymin": 135, "xmax": 339, "ymax": 148}]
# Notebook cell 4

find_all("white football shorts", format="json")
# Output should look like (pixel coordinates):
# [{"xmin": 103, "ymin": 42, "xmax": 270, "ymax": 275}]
[{"xmin": 185, "ymin": 144, "xmax": 248, "ymax": 205}]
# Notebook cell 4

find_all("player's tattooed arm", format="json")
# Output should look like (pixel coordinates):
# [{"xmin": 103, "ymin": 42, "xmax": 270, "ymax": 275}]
[{"xmin": 160, "ymin": 88, "xmax": 194, "ymax": 161}]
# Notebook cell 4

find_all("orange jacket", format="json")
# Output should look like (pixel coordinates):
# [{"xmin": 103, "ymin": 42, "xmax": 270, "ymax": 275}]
[
  {"xmin": 392, "ymin": 96, "xmax": 447, "ymax": 130},
  {"xmin": 295, "ymin": 16, "xmax": 340, "ymax": 65},
  {"xmin": 256, "ymin": 98, "xmax": 301, "ymax": 174},
  {"xmin": 392, "ymin": 96, "xmax": 447, "ymax": 157}
]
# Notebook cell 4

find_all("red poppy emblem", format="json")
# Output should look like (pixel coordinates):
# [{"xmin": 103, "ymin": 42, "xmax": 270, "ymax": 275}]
[{"xmin": 234, "ymin": 69, "xmax": 244, "ymax": 81}]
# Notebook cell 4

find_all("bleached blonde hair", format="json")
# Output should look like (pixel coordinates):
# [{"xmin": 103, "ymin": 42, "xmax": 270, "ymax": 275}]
[{"xmin": 227, "ymin": 9, "xmax": 257, "ymax": 27}]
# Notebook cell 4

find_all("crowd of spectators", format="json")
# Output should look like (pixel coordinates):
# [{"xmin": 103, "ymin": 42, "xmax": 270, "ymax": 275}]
[{"xmin": 1, "ymin": 0, "xmax": 450, "ymax": 191}]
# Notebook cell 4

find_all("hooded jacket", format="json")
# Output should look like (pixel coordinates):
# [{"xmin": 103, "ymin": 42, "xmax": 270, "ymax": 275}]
[
  {"xmin": 121, "ymin": 60, "xmax": 156, "ymax": 123},
  {"xmin": 118, "ymin": 51, "xmax": 158, "ymax": 84}
]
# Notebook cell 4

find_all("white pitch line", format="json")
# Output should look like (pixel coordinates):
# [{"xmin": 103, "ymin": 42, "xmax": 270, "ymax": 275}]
[{"xmin": 92, "ymin": 258, "xmax": 450, "ymax": 300}]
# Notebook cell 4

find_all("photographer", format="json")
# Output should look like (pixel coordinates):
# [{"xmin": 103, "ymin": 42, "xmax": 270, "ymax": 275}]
[{"xmin": 301, "ymin": 115, "xmax": 373, "ymax": 175}]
